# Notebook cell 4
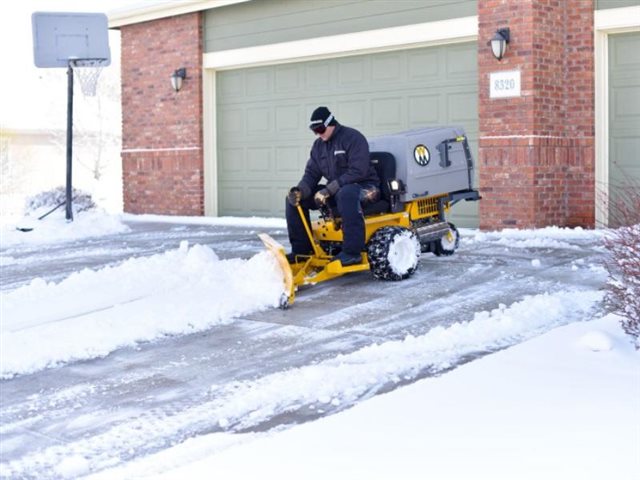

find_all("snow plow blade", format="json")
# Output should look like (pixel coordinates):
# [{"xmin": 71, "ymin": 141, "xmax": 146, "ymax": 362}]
[{"xmin": 258, "ymin": 233, "xmax": 295, "ymax": 308}]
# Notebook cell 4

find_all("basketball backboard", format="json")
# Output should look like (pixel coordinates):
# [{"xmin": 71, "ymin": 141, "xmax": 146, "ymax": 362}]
[{"xmin": 32, "ymin": 12, "xmax": 111, "ymax": 68}]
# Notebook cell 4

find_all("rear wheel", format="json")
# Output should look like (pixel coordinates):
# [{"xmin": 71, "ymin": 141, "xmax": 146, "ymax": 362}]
[
  {"xmin": 434, "ymin": 223, "xmax": 459, "ymax": 256},
  {"xmin": 367, "ymin": 226, "xmax": 420, "ymax": 280}
]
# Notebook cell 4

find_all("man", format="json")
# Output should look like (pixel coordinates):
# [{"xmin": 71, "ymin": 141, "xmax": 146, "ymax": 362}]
[{"xmin": 286, "ymin": 106, "xmax": 380, "ymax": 266}]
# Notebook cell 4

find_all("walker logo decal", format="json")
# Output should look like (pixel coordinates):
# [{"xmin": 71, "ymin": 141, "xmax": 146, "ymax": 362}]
[{"xmin": 414, "ymin": 144, "xmax": 430, "ymax": 166}]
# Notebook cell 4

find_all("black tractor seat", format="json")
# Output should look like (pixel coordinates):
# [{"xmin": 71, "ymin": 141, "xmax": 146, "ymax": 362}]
[{"xmin": 362, "ymin": 151, "xmax": 395, "ymax": 216}]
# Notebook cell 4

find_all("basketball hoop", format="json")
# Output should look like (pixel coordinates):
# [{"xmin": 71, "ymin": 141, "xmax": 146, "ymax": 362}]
[
  {"xmin": 70, "ymin": 58, "xmax": 108, "ymax": 97},
  {"xmin": 32, "ymin": 12, "xmax": 111, "ymax": 221}
]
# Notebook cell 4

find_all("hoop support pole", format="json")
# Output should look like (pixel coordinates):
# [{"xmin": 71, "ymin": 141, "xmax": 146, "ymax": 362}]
[{"xmin": 65, "ymin": 63, "xmax": 74, "ymax": 221}]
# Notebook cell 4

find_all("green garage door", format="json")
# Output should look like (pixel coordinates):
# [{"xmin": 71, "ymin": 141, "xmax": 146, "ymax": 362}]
[
  {"xmin": 609, "ymin": 32, "xmax": 640, "ymax": 227},
  {"xmin": 217, "ymin": 42, "xmax": 478, "ymax": 226}
]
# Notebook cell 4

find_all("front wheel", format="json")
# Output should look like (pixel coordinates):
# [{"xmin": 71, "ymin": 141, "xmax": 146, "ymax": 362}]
[{"xmin": 367, "ymin": 226, "xmax": 421, "ymax": 281}]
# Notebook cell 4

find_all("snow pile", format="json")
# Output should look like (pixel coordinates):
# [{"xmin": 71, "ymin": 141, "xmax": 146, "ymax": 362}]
[
  {"xmin": 123, "ymin": 213, "xmax": 286, "ymax": 229},
  {"xmin": 0, "ymin": 209, "xmax": 130, "ymax": 247},
  {"xmin": 463, "ymin": 226, "xmax": 605, "ymax": 250},
  {"xmin": 91, "ymin": 312, "xmax": 639, "ymax": 480},
  {"xmin": 577, "ymin": 330, "xmax": 614, "ymax": 352},
  {"xmin": 0, "ymin": 241, "xmax": 285, "ymax": 378}
]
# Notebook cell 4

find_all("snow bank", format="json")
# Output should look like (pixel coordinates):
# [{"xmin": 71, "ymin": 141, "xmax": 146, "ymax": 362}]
[
  {"xmin": 462, "ymin": 226, "xmax": 605, "ymax": 250},
  {"xmin": 122, "ymin": 213, "xmax": 286, "ymax": 229},
  {"xmin": 0, "ymin": 210, "xmax": 130, "ymax": 247},
  {"xmin": 166, "ymin": 314, "xmax": 638, "ymax": 480},
  {"xmin": 90, "ymin": 295, "xmax": 630, "ymax": 480},
  {"xmin": 0, "ymin": 241, "xmax": 285, "ymax": 378}
]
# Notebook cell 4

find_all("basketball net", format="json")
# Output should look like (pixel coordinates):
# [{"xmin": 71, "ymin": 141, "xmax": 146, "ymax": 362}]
[{"xmin": 70, "ymin": 59, "xmax": 107, "ymax": 97}]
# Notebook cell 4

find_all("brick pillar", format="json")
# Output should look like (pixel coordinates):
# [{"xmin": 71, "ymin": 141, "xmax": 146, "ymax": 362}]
[
  {"xmin": 120, "ymin": 13, "xmax": 204, "ymax": 215},
  {"xmin": 478, "ymin": 0, "xmax": 594, "ymax": 229}
]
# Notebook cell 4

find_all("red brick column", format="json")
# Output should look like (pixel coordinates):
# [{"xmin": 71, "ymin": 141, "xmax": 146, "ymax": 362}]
[
  {"xmin": 478, "ymin": 0, "xmax": 594, "ymax": 229},
  {"xmin": 120, "ymin": 13, "xmax": 204, "ymax": 215}
]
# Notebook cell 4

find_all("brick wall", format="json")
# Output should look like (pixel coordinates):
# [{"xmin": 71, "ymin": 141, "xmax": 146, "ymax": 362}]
[
  {"xmin": 120, "ymin": 13, "xmax": 204, "ymax": 215},
  {"xmin": 478, "ymin": 0, "xmax": 595, "ymax": 229}
]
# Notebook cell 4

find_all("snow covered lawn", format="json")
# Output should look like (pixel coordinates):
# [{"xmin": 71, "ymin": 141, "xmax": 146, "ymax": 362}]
[{"xmin": 92, "ymin": 314, "xmax": 640, "ymax": 480}]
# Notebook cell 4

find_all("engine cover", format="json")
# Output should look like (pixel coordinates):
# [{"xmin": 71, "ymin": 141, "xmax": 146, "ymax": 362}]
[{"xmin": 368, "ymin": 126, "xmax": 474, "ymax": 203}]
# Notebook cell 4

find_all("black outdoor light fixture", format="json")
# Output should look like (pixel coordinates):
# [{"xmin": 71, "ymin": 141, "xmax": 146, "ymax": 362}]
[
  {"xmin": 489, "ymin": 28, "xmax": 510, "ymax": 61},
  {"xmin": 171, "ymin": 67, "xmax": 186, "ymax": 92}
]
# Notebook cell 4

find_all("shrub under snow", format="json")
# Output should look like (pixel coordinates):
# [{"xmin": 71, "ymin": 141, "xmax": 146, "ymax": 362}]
[
  {"xmin": 602, "ymin": 180, "xmax": 640, "ymax": 348},
  {"xmin": 604, "ymin": 224, "xmax": 640, "ymax": 348},
  {"xmin": 25, "ymin": 186, "xmax": 96, "ymax": 217}
]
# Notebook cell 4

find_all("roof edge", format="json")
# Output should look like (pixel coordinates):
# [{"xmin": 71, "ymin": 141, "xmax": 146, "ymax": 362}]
[{"xmin": 108, "ymin": 0, "xmax": 250, "ymax": 28}]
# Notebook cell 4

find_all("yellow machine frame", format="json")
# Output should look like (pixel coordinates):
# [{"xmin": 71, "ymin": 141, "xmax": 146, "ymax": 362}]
[{"xmin": 259, "ymin": 193, "xmax": 451, "ymax": 307}]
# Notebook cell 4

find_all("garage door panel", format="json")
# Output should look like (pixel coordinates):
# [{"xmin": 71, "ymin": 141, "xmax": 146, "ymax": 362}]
[
  {"xmin": 246, "ymin": 186, "xmax": 274, "ymax": 215},
  {"xmin": 246, "ymin": 70, "xmax": 272, "ymax": 96},
  {"xmin": 219, "ymin": 147, "xmax": 244, "ymax": 174},
  {"xmin": 218, "ymin": 71, "xmax": 244, "ymax": 98},
  {"xmin": 274, "ymin": 105, "xmax": 302, "ymax": 133},
  {"xmin": 274, "ymin": 188, "xmax": 290, "ymax": 216},
  {"xmin": 446, "ymin": 44, "xmax": 477, "ymax": 76},
  {"xmin": 220, "ymin": 108, "xmax": 244, "ymax": 136},
  {"xmin": 611, "ymin": 137, "xmax": 640, "ymax": 171},
  {"xmin": 306, "ymin": 63, "xmax": 332, "ymax": 90},
  {"xmin": 338, "ymin": 57, "xmax": 367, "ymax": 86},
  {"xmin": 609, "ymin": 32, "xmax": 640, "ymax": 226},
  {"xmin": 275, "ymin": 65, "xmax": 301, "ymax": 93},
  {"xmin": 407, "ymin": 50, "xmax": 440, "ymax": 79},
  {"xmin": 611, "ymin": 33, "xmax": 640, "ymax": 67},
  {"xmin": 219, "ymin": 187, "xmax": 245, "ymax": 215},
  {"xmin": 448, "ymin": 91, "xmax": 478, "ymax": 123},
  {"xmin": 408, "ymin": 94, "xmax": 440, "ymax": 125},
  {"xmin": 246, "ymin": 107, "xmax": 272, "ymax": 135},
  {"xmin": 275, "ymin": 146, "xmax": 305, "ymax": 174},
  {"xmin": 612, "ymin": 87, "xmax": 640, "ymax": 118},
  {"xmin": 335, "ymin": 99, "xmax": 368, "ymax": 130},
  {"xmin": 217, "ymin": 42, "xmax": 479, "ymax": 226},
  {"xmin": 246, "ymin": 147, "xmax": 272, "ymax": 173},
  {"xmin": 372, "ymin": 53, "xmax": 404, "ymax": 82},
  {"xmin": 372, "ymin": 97, "xmax": 404, "ymax": 130}
]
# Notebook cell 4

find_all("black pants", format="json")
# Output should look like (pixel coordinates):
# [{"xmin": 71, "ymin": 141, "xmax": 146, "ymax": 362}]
[{"xmin": 286, "ymin": 184, "xmax": 375, "ymax": 256}]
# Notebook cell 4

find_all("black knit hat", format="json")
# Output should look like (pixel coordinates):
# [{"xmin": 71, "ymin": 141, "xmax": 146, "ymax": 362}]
[{"xmin": 309, "ymin": 106, "xmax": 337, "ymax": 131}]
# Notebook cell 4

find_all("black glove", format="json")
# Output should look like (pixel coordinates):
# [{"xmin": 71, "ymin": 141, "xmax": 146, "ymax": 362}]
[
  {"xmin": 314, "ymin": 180, "xmax": 340, "ymax": 207},
  {"xmin": 287, "ymin": 187, "xmax": 302, "ymax": 207},
  {"xmin": 314, "ymin": 188, "xmax": 330, "ymax": 207}
]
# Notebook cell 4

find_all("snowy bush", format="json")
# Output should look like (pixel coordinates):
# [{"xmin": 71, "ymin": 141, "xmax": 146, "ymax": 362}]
[
  {"xmin": 25, "ymin": 186, "xmax": 96, "ymax": 216},
  {"xmin": 603, "ymin": 184, "xmax": 640, "ymax": 349}
]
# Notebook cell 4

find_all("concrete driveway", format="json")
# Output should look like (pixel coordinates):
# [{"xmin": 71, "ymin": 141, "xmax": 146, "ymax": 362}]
[{"xmin": 0, "ymin": 218, "xmax": 607, "ymax": 477}]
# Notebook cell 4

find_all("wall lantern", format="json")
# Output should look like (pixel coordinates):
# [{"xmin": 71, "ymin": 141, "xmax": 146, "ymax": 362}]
[
  {"xmin": 488, "ymin": 28, "xmax": 510, "ymax": 61},
  {"xmin": 171, "ymin": 68, "xmax": 187, "ymax": 92}
]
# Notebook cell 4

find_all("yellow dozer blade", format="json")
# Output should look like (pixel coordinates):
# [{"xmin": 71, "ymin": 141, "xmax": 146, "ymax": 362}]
[{"xmin": 258, "ymin": 233, "xmax": 295, "ymax": 308}]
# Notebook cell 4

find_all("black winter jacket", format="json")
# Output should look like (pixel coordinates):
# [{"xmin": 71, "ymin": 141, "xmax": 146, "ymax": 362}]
[{"xmin": 298, "ymin": 124, "xmax": 379, "ymax": 198}]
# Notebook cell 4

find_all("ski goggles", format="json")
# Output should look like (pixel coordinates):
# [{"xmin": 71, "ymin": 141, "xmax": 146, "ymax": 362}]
[{"xmin": 309, "ymin": 113, "xmax": 333, "ymax": 134}]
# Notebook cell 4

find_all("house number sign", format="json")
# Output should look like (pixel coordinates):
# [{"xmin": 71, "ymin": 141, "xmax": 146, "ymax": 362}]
[{"xmin": 489, "ymin": 70, "xmax": 521, "ymax": 98}]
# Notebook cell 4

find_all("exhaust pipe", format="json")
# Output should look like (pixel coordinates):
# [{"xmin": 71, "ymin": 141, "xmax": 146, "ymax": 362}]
[{"xmin": 415, "ymin": 221, "xmax": 451, "ymax": 245}]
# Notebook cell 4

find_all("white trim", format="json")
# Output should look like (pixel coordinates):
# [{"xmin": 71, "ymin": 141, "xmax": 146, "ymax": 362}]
[
  {"xmin": 595, "ymin": 5, "xmax": 640, "ymax": 32},
  {"xmin": 108, "ymin": 0, "xmax": 250, "ymax": 28},
  {"xmin": 594, "ymin": 29, "xmax": 609, "ymax": 227},
  {"xmin": 594, "ymin": 6, "xmax": 640, "ymax": 226},
  {"xmin": 203, "ymin": 69, "xmax": 217, "ymax": 216},
  {"xmin": 204, "ymin": 16, "xmax": 477, "ymax": 70}
]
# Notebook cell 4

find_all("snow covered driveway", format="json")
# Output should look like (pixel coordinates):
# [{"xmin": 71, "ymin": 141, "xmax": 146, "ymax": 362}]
[{"xmin": 0, "ymin": 217, "xmax": 609, "ymax": 478}]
